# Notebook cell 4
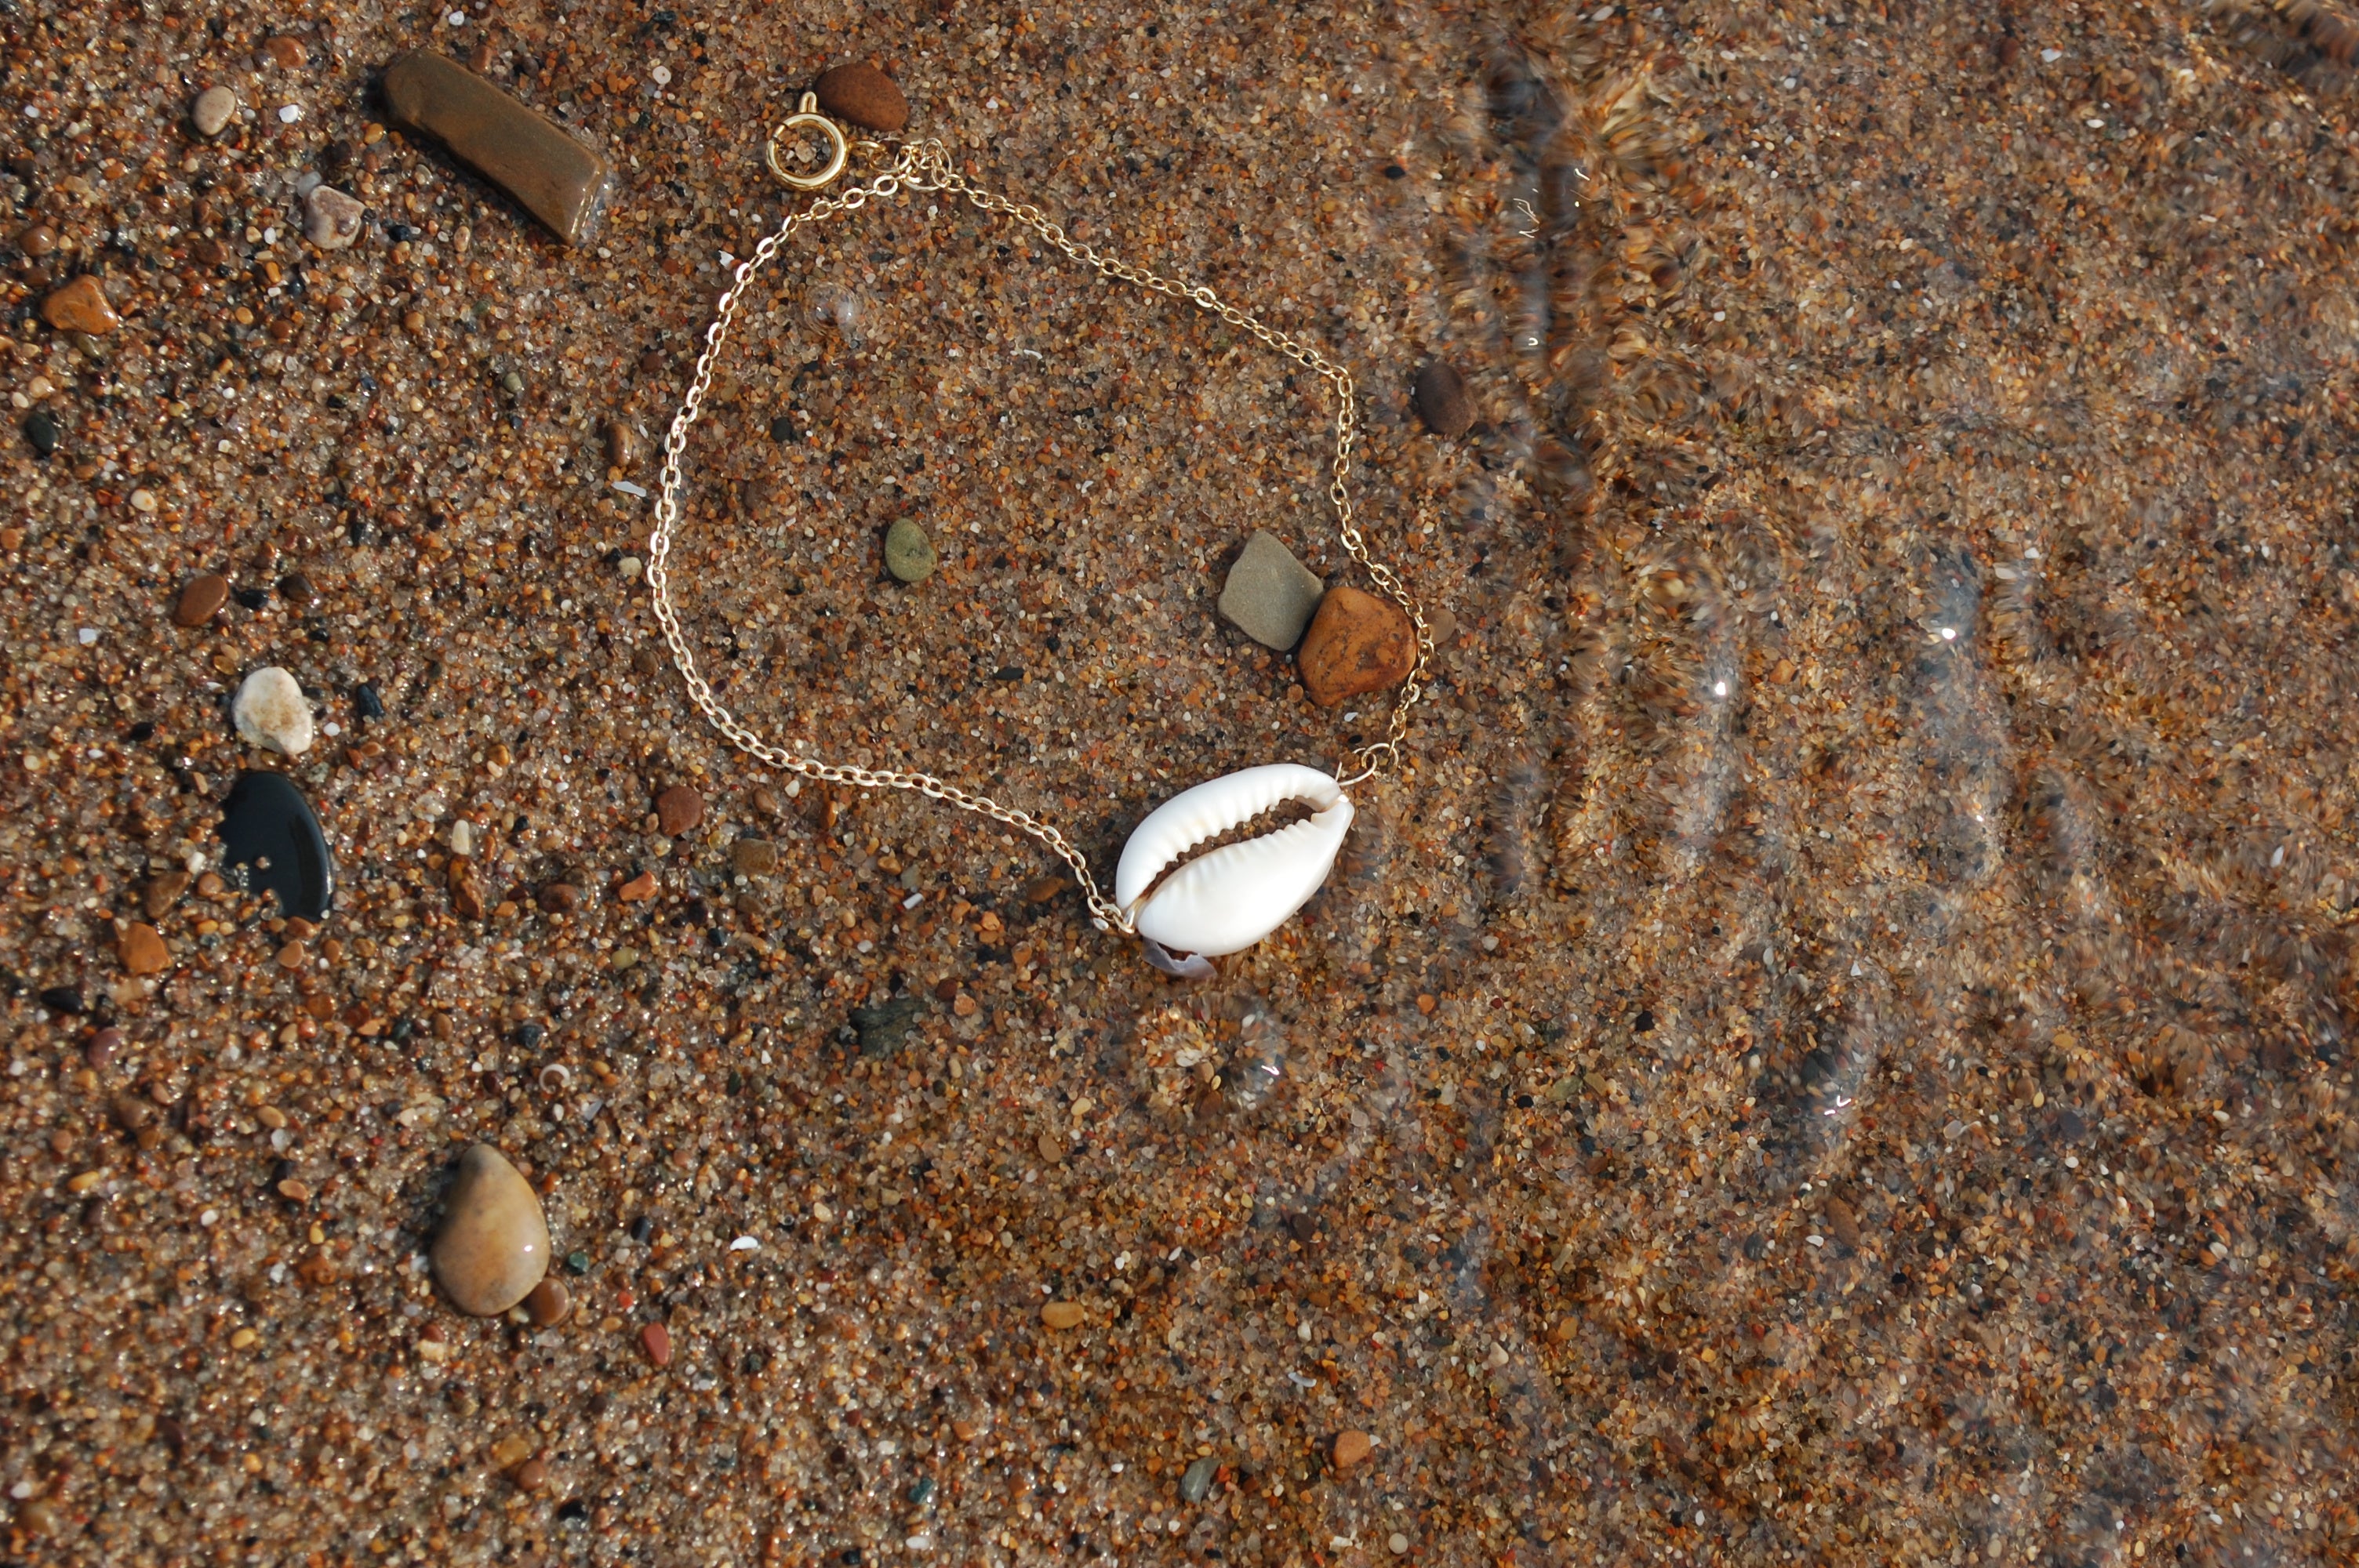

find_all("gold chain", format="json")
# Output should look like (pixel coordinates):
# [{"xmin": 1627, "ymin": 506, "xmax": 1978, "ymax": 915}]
[{"xmin": 646, "ymin": 132, "xmax": 1430, "ymax": 939}]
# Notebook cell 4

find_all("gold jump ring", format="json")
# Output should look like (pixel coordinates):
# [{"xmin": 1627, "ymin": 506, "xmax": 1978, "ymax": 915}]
[{"xmin": 765, "ymin": 92, "xmax": 848, "ymax": 191}]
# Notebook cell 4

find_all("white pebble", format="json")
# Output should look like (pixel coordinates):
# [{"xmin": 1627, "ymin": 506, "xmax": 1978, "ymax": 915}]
[
  {"xmin": 729, "ymin": 1235, "xmax": 758, "ymax": 1251},
  {"xmin": 76, "ymin": 627, "xmax": 97, "ymax": 645},
  {"xmin": 448, "ymin": 819, "xmax": 477, "ymax": 857},
  {"xmin": 277, "ymin": 104, "xmax": 302, "ymax": 124},
  {"xmin": 232, "ymin": 666, "xmax": 315, "ymax": 756},
  {"xmin": 304, "ymin": 184, "xmax": 365, "ymax": 250},
  {"xmin": 191, "ymin": 85, "xmax": 238, "ymax": 138}
]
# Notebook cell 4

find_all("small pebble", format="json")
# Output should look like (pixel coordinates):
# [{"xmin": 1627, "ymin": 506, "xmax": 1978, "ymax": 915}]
[
  {"xmin": 302, "ymin": 184, "xmax": 363, "ymax": 250},
  {"xmin": 84, "ymin": 1027, "xmax": 121, "ymax": 1069},
  {"xmin": 430, "ymin": 1143, "xmax": 551, "ymax": 1316},
  {"xmin": 382, "ymin": 50, "xmax": 616, "ymax": 245},
  {"xmin": 173, "ymin": 573, "xmax": 229, "ymax": 626},
  {"xmin": 1217, "ymin": 531, "xmax": 1325, "ymax": 651},
  {"xmin": 233, "ymin": 666, "xmax": 315, "ymax": 755},
  {"xmin": 1040, "ymin": 1301, "xmax": 1087, "ymax": 1330},
  {"xmin": 730, "ymin": 838, "xmax": 778, "ymax": 875},
  {"xmin": 767, "ymin": 414, "xmax": 797, "ymax": 444},
  {"xmin": 1298, "ymin": 586, "xmax": 1416, "ymax": 707},
  {"xmin": 604, "ymin": 418, "xmax": 638, "ymax": 470},
  {"xmin": 617, "ymin": 871, "xmax": 659, "ymax": 902},
  {"xmin": 537, "ymin": 882, "xmax": 580, "ymax": 914},
  {"xmin": 447, "ymin": 819, "xmax": 477, "ymax": 856},
  {"xmin": 1036, "ymin": 1132, "xmax": 1064, "ymax": 1163},
  {"xmin": 191, "ymin": 85, "xmax": 238, "ymax": 137},
  {"xmin": 1332, "ymin": 1429, "xmax": 1373, "ymax": 1469},
  {"xmin": 1180, "ymin": 1456, "xmax": 1218, "ymax": 1504},
  {"xmin": 1412, "ymin": 359, "xmax": 1474, "ymax": 437},
  {"xmin": 656, "ymin": 783, "xmax": 703, "ymax": 837},
  {"xmin": 264, "ymin": 34, "xmax": 307, "ymax": 69},
  {"xmin": 276, "ymin": 572, "xmax": 318, "ymax": 608},
  {"xmin": 275, "ymin": 940, "xmax": 308, "ymax": 971},
  {"xmin": 42, "ymin": 275, "xmax": 121, "ymax": 336},
  {"xmin": 907, "ymin": 1476, "xmax": 936, "ymax": 1507},
  {"xmin": 524, "ymin": 1277, "xmax": 572, "ymax": 1326},
  {"xmin": 883, "ymin": 517, "xmax": 936, "ymax": 583},
  {"xmin": 513, "ymin": 1457, "xmax": 548, "ymax": 1492},
  {"xmin": 24, "ymin": 408, "xmax": 58, "ymax": 457},
  {"xmin": 18, "ymin": 223, "xmax": 56, "ymax": 257},
  {"xmin": 354, "ymin": 682, "xmax": 385, "ymax": 720},
  {"xmin": 641, "ymin": 1321, "xmax": 673, "ymax": 1367},
  {"xmin": 118, "ymin": 922, "xmax": 169, "ymax": 975},
  {"xmin": 1389, "ymin": 1532, "xmax": 1411, "ymax": 1555},
  {"xmin": 812, "ymin": 61, "xmax": 910, "ymax": 133}
]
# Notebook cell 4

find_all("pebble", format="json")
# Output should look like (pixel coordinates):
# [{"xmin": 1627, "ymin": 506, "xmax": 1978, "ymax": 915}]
[
  {"xmin": 883, "ymin": 517, "xmax": 936, "ymax": 583},
  {"xmin": 655, "ymin": 783, "xmax": 703, "ymax": 837},
  {"xmin": 42, "ymin": 275, "xmax": 121, "ymax": 336},
  {"xmin": 264, "ymin": 34, "xmax": 307, "ymax": 69},
  {"xmin": 275, "ymin": 940, "xmax": 308, "ymax": 971},
  {"xmin": 1332, "ymin": 1429, "xmax": 1373, "ymax": 1469},
  {"xmin": 173, "ymin": 573, "xmax": 229, "ymax": 627},
  {"xmin": 1298, "ymin": 586, "xmax": 1416, "ymax": 707},
  {"xmin": 23, "ymin": 408, "xmax": 57, "ymax": 457},
  {"xmin": 1412, "ymin": 359, "xmax": 1474, "ymax": 437},
  {"xmin": 354, "ymin": 682, "xmax": 385, "ymax": 721},
  {"xmin": 118, "ymin": 922, "xmax": 169, "ymax": 975},
  {"xmin": 524, "ymin": 1277, "xmax": 572, "ymax": 1327},
  {"xmin": 84, "ymin": 1027, "xmax": 120, "ymax": 1069},
  {"xmin": 1217, "ymin": 531, "xmax": 1325, "ymax": 650},
  {"xmin": 812, "ymin": 61, "xmax": 910, "ymax": 133},
  {"xmin": 1180, "ymin": 1456, "xmax": 1218, "ymax": 1504},
  {"xmin": 233, "ymin": 666, "xmax": 315, "ymax": 755},
  {"xmin": 382, "ymin": 51, "xmax": 616, "ymax": 245},
  {"xmin": 513, "ymin": 1457, "xmax": 548, "ymax": 1492},
  {"xmin": 730, "ymin": 838, "xmax": 778, "ymax": 875},
  {"xmin": 277, "ymin": 572, "xmax": 318, "ymax": 608},
  {"xmin": 18, "ymin": 223, "xmax": 55, "ymax": 256},
  {"xmin": 640, "ymin": 1321, "xmax": 673, "ymax": 1367},
  {"xmin": 430, "ymin": 1144, "xmax": 551, "ymax": 1316},
  {"xmin": 303, "ymin": 186, "xmax": 364, "ymax": 249},
  {"xmin": 191, "ymin": 85, "xmax": 238, "ymax": 137},
  {"xmin": 143, "ymin": 870, "xmax": 190, "ymax": 919},
  {"xmin": 617, "ymin": 871, "xmax": 659, "ymax": 903},
  {"xmin": 1040, "ymin": 1301, "xmax": 1087, "ymax": 1330},
  {"xmin": 852, "ymin": 995, "xmax": 927, "ymax": 1058},
  {"xmin": 537, "ymin": 882, "xmax": 580, "ymax": 914},
  {"xmin": 1389, "ymin": 1532, "xmax": 1411, "ymax": 1555},
  {"xmin": 604, "ymin": 418, "xmax": 638, "ymax": 470}
]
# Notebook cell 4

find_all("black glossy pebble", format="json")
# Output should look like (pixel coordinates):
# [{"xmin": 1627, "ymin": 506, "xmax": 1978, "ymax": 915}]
[{"xmin": 219, "ymin": 770, "xmax": 335, "ymax": 922}]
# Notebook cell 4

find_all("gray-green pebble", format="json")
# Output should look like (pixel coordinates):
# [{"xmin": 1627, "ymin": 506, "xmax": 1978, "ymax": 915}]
[
  {"xmin": 1180, "ymin": 1456, "xmax": 1218, "ymax": 1503},
  {"xmin": 884, "ymin": 518, "xmax": 936, "ymax": 583}
]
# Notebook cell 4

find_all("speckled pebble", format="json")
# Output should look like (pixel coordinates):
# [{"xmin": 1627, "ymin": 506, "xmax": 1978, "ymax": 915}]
[
  {"xmin": 883, "ymin": 517, "xmax": 936, "ymax": 583},
  {"xmin": 1332, "ymin": 1429, "xmax": 1373, "ymax": 1470},
  {"xmin": 191, "ymin": 85, "xmax": 238, "ymax": 137},
  {"xmin": 1411, "ymin": 359, "xmax": 1474, "ymax": 437},
  {"xmin": 232, "ymin": 666, "xmax": 315, "ymax": 755},
  {"xmin": 655, "ymin": 784, "xmax": 703, "ymax": 837},
  {"xmin": 304, "ymin": 186, "xmax": 364, "ymax": 250},
  {"xmin": 1297, "ymin": 586, "xmax": 1416, "ymax": 707}
]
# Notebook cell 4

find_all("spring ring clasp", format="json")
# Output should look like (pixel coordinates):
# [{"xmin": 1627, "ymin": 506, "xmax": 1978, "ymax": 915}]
[{"xmin": 766, "ymin": 93, "xmax": 849, "ymax": 191}]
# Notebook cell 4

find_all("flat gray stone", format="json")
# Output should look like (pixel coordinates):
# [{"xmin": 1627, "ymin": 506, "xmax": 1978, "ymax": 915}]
[{"xmin": 1217, "ymin": 531, "xmax": 1325, "ymax": 651}]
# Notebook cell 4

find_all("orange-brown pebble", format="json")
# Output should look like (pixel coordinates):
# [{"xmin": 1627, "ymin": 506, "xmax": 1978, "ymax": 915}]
[
  {"xmin": 812, "ymin": 62, "xmax": 909, "ymax": 133},
  {"xmin": 42, "ymin": 275, "xmax": 120, "ymax": 336},
  {"xmin": 118, "ymin": 922, "xmax": 169, "ymax": 975},
  {"xmin": 641, "ymin": 1320, "xmax": 673, "ymax": 1367},
  {"xmin": 143, "ymin": 869, "xmax": 191, "ymax": 919},
  {"xmin": 617, "ymin": 871, "xmax": 659, "ymax": 903},
  {"xmin": 275, "ymin": 941, "xmax": 308, "ymax": 970},
  {"xmin": 1332, "ymin": 1429, "xmax": 1374, "ymax": 1469},
  {"xmin": 951, "ymin": 1419, "xmax": 982, "ymax": 1441},
  {"xmin": 1041, "ymin": 1301, "xmax": 1087, "ymax": 1330},
  {"xmin": 264, "ymin": 34, "xmax": 306, "ymax": 68},
  {"xmin": 1297, "ymin": 586, "xmax": 1416, "ymax": 707},
  {"xmin": 513, "ymin": 1456, "xmax": 548, "ymax": 1492},
  {"xmin": 173, "ymin": 573, "xmax": 229, "ymax": 626},
  {"xmin": 524, "ymin": 1277, "xmax": 572, "ymax": 1327}
]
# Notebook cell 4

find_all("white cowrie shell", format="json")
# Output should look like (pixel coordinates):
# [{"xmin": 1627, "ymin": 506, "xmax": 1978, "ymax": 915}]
[{"xmin": 1115, "ymin": 764, "xmax": 1353, "ymax": 959}]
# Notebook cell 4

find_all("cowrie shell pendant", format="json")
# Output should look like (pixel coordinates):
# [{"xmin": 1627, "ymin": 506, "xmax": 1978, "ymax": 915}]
[{"xmin": 1115, "ymin": 763, "xmax": 1354, "ymax": 963}]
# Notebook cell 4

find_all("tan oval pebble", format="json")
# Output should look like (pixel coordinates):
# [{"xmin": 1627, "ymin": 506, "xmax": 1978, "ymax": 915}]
[
  {"xmin": 603, "ymin": 417, "xmax": 638, "ymax": 471},
  {"xmin": 42, "ymin": 275, "xmax": 120, "ymax": 336},
  {"xmin": 191, "ymin": 85, "xmax": 238, "ymax": 137},
  {"xmin": 431, "ymin": 1144, "xmax": 550, "ymax": 1316},
  {"xmin": 1298, "ymin": 585, "xmax": 1416, "ymax": 707},
  {"xmin": 813, "ymin": 61, "xmax": 909, "ymax": 133},
  {"xmin": 1040, "ymin": 1301, "xmax": 1087, "ymax": 1330},
  {"xmin": 513, "ymin": 1456, "xmax": 548, "ymax": 1491},
  {"xmin": 1332, "ymin": 1429, "xmax": 1374, "ymax": 1469},
  {"xmin": 174, "ymin": 572, "xmax": 229, "ymax": 626},
  {"xmin": 524, "ymin": 1276, "xmax": 572, "ymax": 1327},
  {"xmin": 118, "ymin": 921, "xmax": 169, "ymax": 975}
]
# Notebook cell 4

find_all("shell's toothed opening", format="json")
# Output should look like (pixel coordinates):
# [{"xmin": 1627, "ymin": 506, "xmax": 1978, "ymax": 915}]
[{"xmin": 1132, "ymin": 797, "xmax": 1321, "ymax": 907}]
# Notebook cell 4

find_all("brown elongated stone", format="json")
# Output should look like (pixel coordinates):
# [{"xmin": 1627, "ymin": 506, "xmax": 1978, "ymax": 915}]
[{"xmin": 381, "ymin": 52, "xmax": 615, "ymax": 245}]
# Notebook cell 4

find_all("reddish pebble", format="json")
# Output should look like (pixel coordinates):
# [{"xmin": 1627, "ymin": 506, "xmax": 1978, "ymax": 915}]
[
  {"xmin": 42, "ymin": 275, "xmax": 120, "ymax": 335},
  {"xmin": 812, "ymin": 61, "xmax": 909, "ymax": 133},
  {"xmin": 640, "ymin": 1320, "xmax": 672, "ymax": 1367},
  {"xmin": 118, "ymin": 922, "xmax": 169, "ymax": 975},
  {"xmin": 655, "ymin": 784, "xmax": 703, "ymax": 837},
  {"xmin": 85, "ymin": 1027, "xmax": 121, "ymax": 1069},
  {"xmin": 1332, "ymin": 1429, "xmax": 1374, "ymax": 1469},
  {"xmin": 1298, "ymin": 585, "xmax": 1416, "ymax": 707},
  {"xmin": 617, "ymin": 871, "xmax": 659, "ymax": 903},
  {"xmin": 513, "ymin": 1456, "xmax": 548, "ymax": 1491}
]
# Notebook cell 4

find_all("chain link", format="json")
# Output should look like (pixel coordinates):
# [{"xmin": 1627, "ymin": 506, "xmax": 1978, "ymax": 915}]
[{"xmin": 647, "ymin": 136, "xmax": 1429, "ymax": 938}]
